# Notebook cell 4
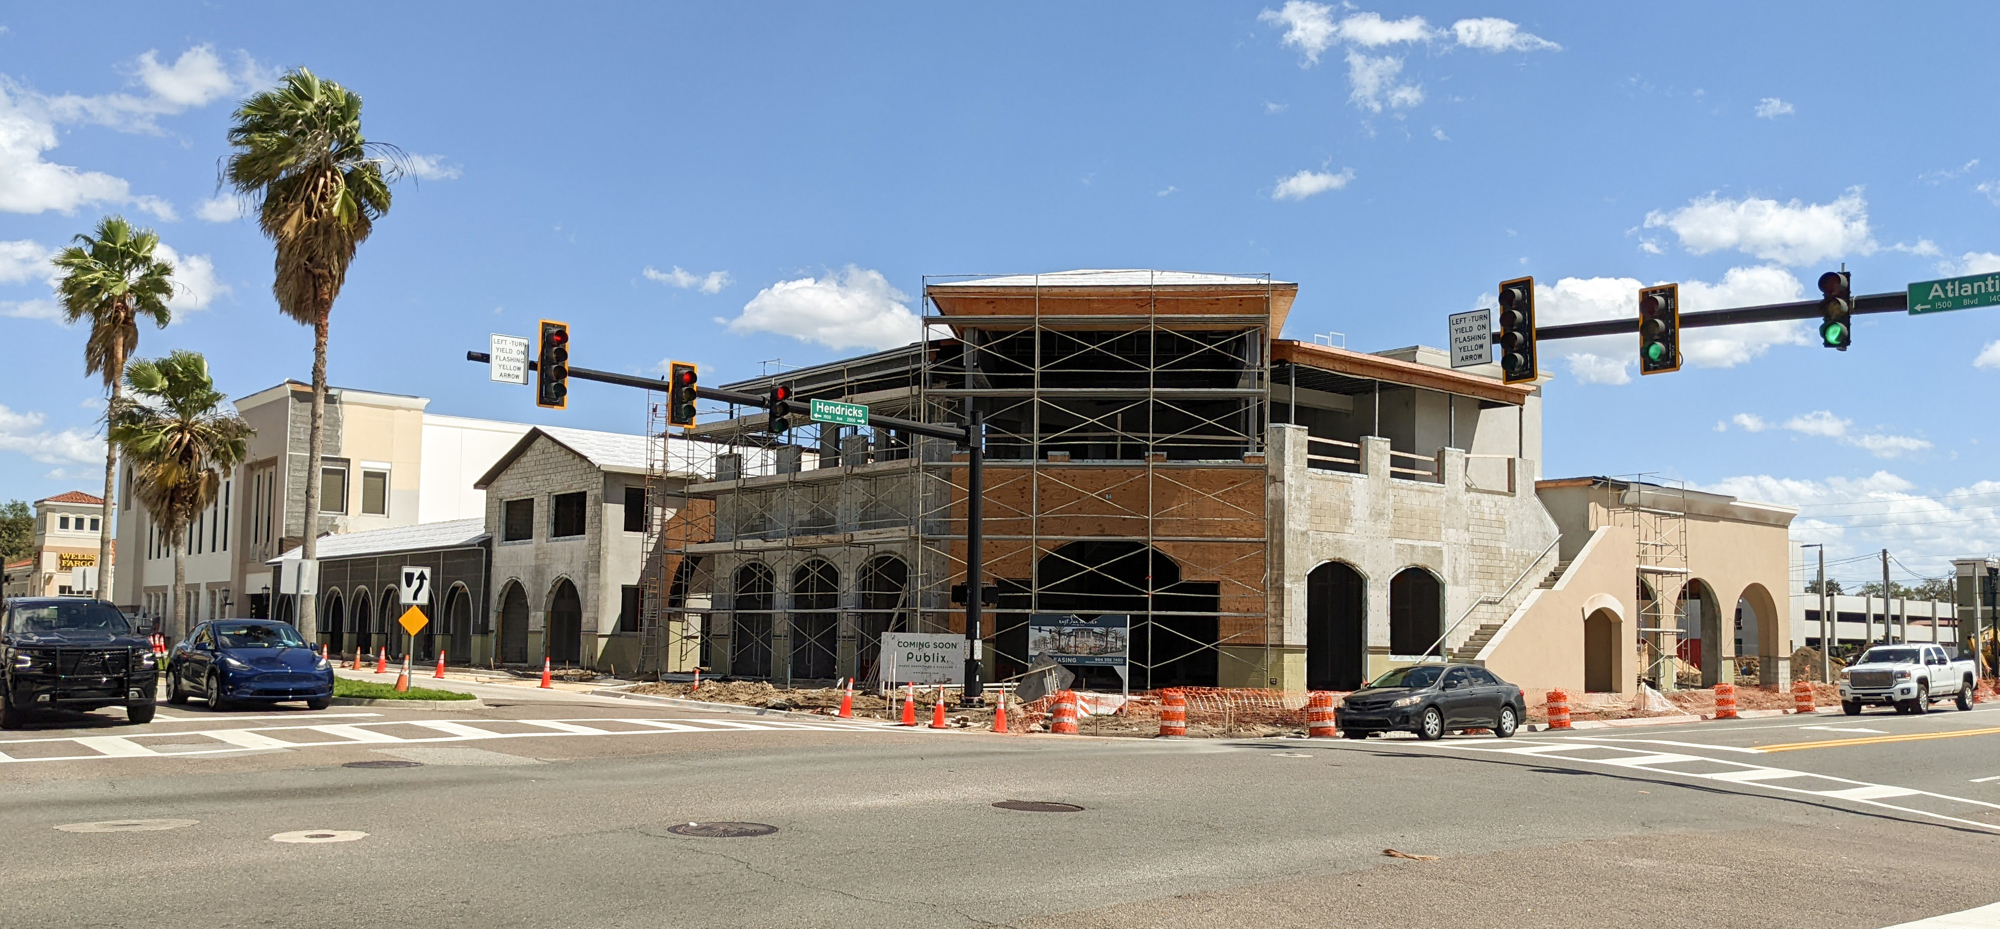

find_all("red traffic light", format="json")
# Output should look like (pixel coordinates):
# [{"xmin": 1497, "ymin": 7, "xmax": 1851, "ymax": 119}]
[
  {"xmin": 772, "ymin": 385, "xmax": 793, "ymax": 403},
  {"xmin": 674, "ymin": 368, "xmax": 696, "ymax": 386}
]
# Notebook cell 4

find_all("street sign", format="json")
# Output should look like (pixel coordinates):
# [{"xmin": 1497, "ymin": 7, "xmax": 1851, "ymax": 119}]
[
  {"xmin": 1448, "ymin": 309, "xmax": 1492, "ymax": 368},
  {"xmin": 397, "ymin": 605, "xmax": 429, "ymax": 637},
  {"xmin": 489, "ymin": 333, "xmax": 530, "ymax": 384},
  {"xmin": 281, "ymin": 557, "xmax": 317, "ymax": 597},
  {"xmin": 1909, "ymin": 273, "xmax": 2000, "ymax": 315},
  {"xmin": 400, "ymin": 565, "xmax": 432, "ymax": 605},
  {"xmin": 809, "ymin": 398, "xmax": 869, "ymax": 427}
]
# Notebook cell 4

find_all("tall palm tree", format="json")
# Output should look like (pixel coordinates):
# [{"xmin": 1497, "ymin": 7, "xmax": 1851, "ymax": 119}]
[
  {"xmin": 52, "ymin": 216, "xmax": 177, "ymax": 602},
  {"xmin": 110, "ymin": 351, "xmax": 253, "ymax": 638},
  {"xmin": 224, "ymin": 68, "xmax": 396, "ymax": 641}
]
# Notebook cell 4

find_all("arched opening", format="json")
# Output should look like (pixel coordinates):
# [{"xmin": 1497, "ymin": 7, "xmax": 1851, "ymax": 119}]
[
  {"xmin": 1307, "ymin": 561, "xmax": 1367, "ymax": 691},
  {"xmin": 1027, "ymin": 541, "xmax": 1219, "ymax": 690},
  {"xmin": 1389, "ymin": 567, "xmax": 1443, "ymax": 657},
  {"xmin": 497, "ymin": 581, "xmax": 530, "ymax": 665},
  {"xmin": 1584, "ymin": 607, "xmax": 1620, "ymax": 693},
  {"xmin": 731, "ymin": 563, "xmax": 775, "ymax": 677},
  {"xmin": 1736, "ymin": 582, "xmax": 1784, "ymax": 685},
  {"xmin": 790, "ymin": 560, "xmax": 839, "ymax": 681},
  {"xmin": 667, "ymin": 555, "xmax": 709, "ymax": 669},
  {"xmin": 350, "ymin": 589, "xmax": 374, "ymax": 657},
  {"xmin": 443, "ymin": 583, "xmax": 472, "ymax": 662},
  {"xmin": 381, "ymin": 587, "xmax": 404, "ymax": 659},
  {"xmin": 274, "ymin": 594, "xmax": 294, "ymax": 627},
  {"xmin": 1677, "ymin": 579, "xmax": 1724, "ymax": 686},
  {"xmin": 855, "ymin": 555, "xmax": 907, "ymax": 682},
  {"xmin": 547, "ymin": 578, "xmax": 583, "ymax": 666},
  {"xmin": 322, "ymin": 590, "xmax": 345, "ymax": 656}
]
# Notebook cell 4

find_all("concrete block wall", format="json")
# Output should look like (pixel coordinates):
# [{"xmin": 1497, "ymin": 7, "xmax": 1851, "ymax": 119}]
[{"xmin": 485, "ymin": 438, "xmax": 605, "ymax": 667}]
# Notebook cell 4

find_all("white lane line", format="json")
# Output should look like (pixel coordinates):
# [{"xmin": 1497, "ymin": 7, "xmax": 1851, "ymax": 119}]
[
  {"xmin": 1971, "ymin": 774, "xmax": 2000, "ymax": 784},
  {"xmin": 516, "ymin": 720, "xmax": 610, "ymax": 735},
  {"xmin": 1707, "ymin": 769, "xmax": 1813, "ymax": 783},
  {"xmin": 1490, "ymin": 743, "xmax": 1606, "ymax": 755},
  {"xmin": 314, "ymin": 725, "xmax": 405, "ymax": 743},
  {"xmin": 623, "ymin": 720, "xmax": 705, "ymax": 732},
  {"xmin": 410, "ymin": 721, "xmax": 495, "ymax": 739},
  {"xmin": 202, "ymin": 729, "xmax": 298, "ymax": 751},
  {"xmin": 1879, "ymin": 900, "xmax": 2000, "ymax": 928},
  {"xmin": 1598, "ymin": 752, "xmax": 1704, "ymax": 768},
  {"xmin": 73, "ymin": 736, "xmax": 157, "ymax": 757},
  {"xmin": 1801, "ymin": 726, "xmax": 1886, "ymax": 733},
  {"xmin": 153, "ymin": 712, "xmax": 382, "ymax": 722},
  {"xmin": 1819, "ymin": 784, "xmax": 1923, "ymax": 801},
  {"xmin": 1557, "ymin": 737, "xmax": 1765, "ymax": 755}
]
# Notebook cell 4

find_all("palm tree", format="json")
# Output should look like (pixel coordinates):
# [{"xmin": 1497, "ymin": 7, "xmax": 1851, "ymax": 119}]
[
  {"xmin": 52, "ymin": 216, "xmax": 176, "ymax": 601},
  {"xmin": 224, "ymin": 68, "xmax": 396, "ymax": 640},
  {"xmin": 110, "ymin": 351, "xmax": 253, "ymax": 638}
]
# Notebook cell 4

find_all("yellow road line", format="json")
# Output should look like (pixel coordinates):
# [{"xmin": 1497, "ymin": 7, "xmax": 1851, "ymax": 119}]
[{"xmin": 1758, "ymin": 725, "xmax": 2000, "ymax": 753}]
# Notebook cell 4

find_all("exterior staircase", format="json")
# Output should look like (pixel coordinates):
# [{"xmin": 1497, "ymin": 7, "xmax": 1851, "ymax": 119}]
[{"xmin": 1450, "ymin": 559, "xmax": 1570, "ymax": 662}]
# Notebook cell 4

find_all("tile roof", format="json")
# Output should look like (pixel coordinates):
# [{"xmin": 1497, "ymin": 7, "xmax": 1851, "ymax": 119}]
[
  {"xmin": 270, "ymin": 518, "xmax": 488, "ymax": 564},
  {"xmin": 37, "ymin": 491, "xmax": 105, "ymax": 505}
]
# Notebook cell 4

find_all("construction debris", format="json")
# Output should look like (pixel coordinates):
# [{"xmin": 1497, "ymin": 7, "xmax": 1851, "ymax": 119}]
[{"xmin": 1382, "ymin": 849, "xmax": 1440, "ymax": 861}]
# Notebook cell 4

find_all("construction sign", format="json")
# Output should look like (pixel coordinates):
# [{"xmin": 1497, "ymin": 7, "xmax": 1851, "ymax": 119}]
[
  {"xmin": 1028, "ymin": 614, "xmax": 1130, "ymax": 668},
  {"xmin": 398, "ymin": 605, "xmax": 429, "ymax": 637},
  {"xmin": 876, "ymin": 632, "xmax": 964, "ymax": 686}
]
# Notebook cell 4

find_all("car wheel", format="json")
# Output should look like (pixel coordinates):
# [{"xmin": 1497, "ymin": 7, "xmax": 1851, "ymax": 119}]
[
  {"xmin": 306, "ymin": 697, "xmax": 331, "ymax": 711},
  {"xmin": 1958, "ymin": 679, "xmax": 1975, "ymax": 712},
  {"xmin": 127, "ymin": 703, "xmax": 156, "ymax": 725},
  {"xmin": 167, "ymin": 672, "xmax": 189, "ymax": 705},
  {"xmin": 1494, "ymin": 706, "xmax": 1518, "ymax": 738},
  {"xmin": 1416, "ymin": 707, "xmax": 1444, "ymax": 741},
  {"xmin": 205, "ymin": 673, "xmax": 228, "ymax": 712},
  {"xmin": 1913, "ymin": 684, "xmax": 1929, "ymax": 715},
  {"xmin": 1342, "ymin": 729, "xmax": 1368, "ymax": 739},
  {"xmin": 0, "ymin": 694, "xmax": 22, "ymax": 730},
  {"xmin": 1842, "ymin": 701, "xmax": 1862, "ymax": 716}
]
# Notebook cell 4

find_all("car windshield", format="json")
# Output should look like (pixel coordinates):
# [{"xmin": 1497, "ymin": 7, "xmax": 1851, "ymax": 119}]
[
  {"xmin": 214, "ymin": 623, "xmax": 307, "ymax": 649},
  {"xmin": 1368, "ymin": 665, "xmax": 1444, "ymax": 689},
  {"xmin": 7, "ymin": 601, "xmax": 132, "ymax": 636},
  {"xmin": 1857, "ymin": 647, "xmax": 1920, "ymax": 665}
]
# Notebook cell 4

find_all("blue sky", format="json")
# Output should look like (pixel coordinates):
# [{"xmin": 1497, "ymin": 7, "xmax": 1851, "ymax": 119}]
[{"xmin": 3, "ymin": 3, "xmax": 1999, "ymax": 584}]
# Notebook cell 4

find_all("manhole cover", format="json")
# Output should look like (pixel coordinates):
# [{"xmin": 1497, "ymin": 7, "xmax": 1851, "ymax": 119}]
[
  {"xmin": 342, "ymin": 760, "xmax": 422, "ymax": 769},
  {"xmin": 993, "ymin": 801, "xmax": 1084, "ymax": 813},
  {"xmin": 665, "ymin": 821, "xmax": 778, "ymax": 838},
  {"xmin": 56, "ymin": 819, "xmax": 199, "ymax": 833},
  {"xmin": 271, "ymin": 830, "xmax": 369, "ymax": 844}
]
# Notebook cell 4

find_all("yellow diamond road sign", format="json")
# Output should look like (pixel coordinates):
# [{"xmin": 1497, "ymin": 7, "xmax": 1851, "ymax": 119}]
[{"xmin": 398, "ymin": 606, "xmax": 429, "ymax": 637}]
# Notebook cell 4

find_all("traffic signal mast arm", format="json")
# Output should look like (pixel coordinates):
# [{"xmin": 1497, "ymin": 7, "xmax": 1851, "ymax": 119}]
[
  {"xmin": 464, "ymin": 351, "xmax": 974, "ymax": 445},
  {"xmin": 1502, "ymin": 289, "xmax": 1909, "ymax": 343}
]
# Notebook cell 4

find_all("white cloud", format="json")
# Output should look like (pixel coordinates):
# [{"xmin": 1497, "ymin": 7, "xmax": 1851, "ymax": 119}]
[
  {"xmin": 1338, "ymin": 12, "xmax": 1434, "ymax": 47},
  {"xmin": 1887, "ymin": 239, "xmax": 1940, "ymax": 257},
  {"xmin": 1637, "ymin": 238, "xmax": 1663, "ymax": 255},
  {"xmin": 1563, "ymin": 353, "xmax": 1630, "ymax": 386},
  {"xmin": 1847, "ymin": 433, "xmax": 1932, "ymax": 458},
  {"xmin": 1432, "ymin": 127, "xmax": 1449, "ymax": 142},
  {"xmin": 1753, "ymin": 97, "xmax": 1795, "ymax": 119},
  {"xmin": 1920, "ymin": 159, "xmax": 1978, "ymax": 184},
  {"xmin": 1344, "ymin": 52, "xmax": 1423, "ymax": 112},
  {"xmin": 405, "ymin": 153, "xmax": 462, "ymax": 181},
  {"xmin": 1978, "ymin": 180, "xmax": 2000, "ymax": 206},
  {"xmin": 643, "ymin": 265, "xmax": 731, "ymax": 295},
  {"xmin": 1732, "ymin": 413, "xmax": 1770, "ymax": 432},
  {"xmin": 43, "ymin": 45, "xmax": 263, "ymax": 134},
  {"xmin": 1156, "ymin": 185, "xmax": 1177, "ymax": 197},
  {"xmin": 1264, "ymin": 101, "xmax": 1288, "ymax": 115},
  {"xmin": 0, "ymin": 238, "xmax": 55, "ymax": 285},
  {"xmin": 1644, "ymin": 188, "xmax": 1875, "ymax": 266},
  {"xmin": 195, "ymin": 195, "xmax": 247, "ymax": 223},
  {"xmin": 0, "ymin": 81, "xmax": 134, "ymax": 213},
  {"xmin": 1773, "ymin": 410, "xmax": 1932, "ymax": 459},
  {"xmin": 131, "ymin": 195, "xmax": 176, "ymax": 222},
  {"xmin": 1271, "ymin": 167, "xmax": 1354, "ymax": 201},
  {"xmin": 1259, "ymin": 1, "xmax": 1340, "ymax": 65},
  {"xmin": 155, "ymin": 243, "xmax": 227, "ymax": 313},
  {"xmin": 1783, "ymin": 410, "xmax": 1847, "ymax": 437},
  {"xmin": 134, "ymin": 46, "xmax": 239, "ymax": 108},
  {"xmin": 1703, "ymin": 471, "xmax": 2000, "ymax": 573},
  {"xmin": 1974, "ymin": 340, "xmax": 2000, "ymax": 370},
  {"xmin": 1450, "ymin": 17, "xmax": 1559, "ymax": 52},
  {"xmin": 0, "ymin": 403, "xmax": 102, "ymax": 465},
  {"xmin": 726, "ymin": 266, "xmax": 919, "ymax": 351},
  {"xmin": 1941, "ymin": 251, "xmax": 2000, "ymax": 276},
  {"xmin": 0, "ymin": 298, "xmax": 58, "ymax": 320}
]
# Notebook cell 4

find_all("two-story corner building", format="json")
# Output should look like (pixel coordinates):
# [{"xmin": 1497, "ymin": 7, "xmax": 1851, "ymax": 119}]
[
  {"xmin": 659, "ymin": 270, "xmax": 1567, "ymax": 691},
  {"xmin": 473, "ymin": 426, "xmax": 697, "ymax": 672},
  {"xmin": 113, "ymin": 380, "xmax": 532, "ymax": 637},
  {"xmin": 10, "ymin": 492, "xmax": 113, "ymax": 599}
]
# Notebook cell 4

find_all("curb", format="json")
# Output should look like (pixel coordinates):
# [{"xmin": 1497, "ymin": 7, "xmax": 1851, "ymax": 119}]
[
  {"xmin": 330, "ymin": 696, "xmax": 484, "ymax": 710},
  {"xmin": 590, "ymin": 687, "xmax": 856, "ymax": 722}
]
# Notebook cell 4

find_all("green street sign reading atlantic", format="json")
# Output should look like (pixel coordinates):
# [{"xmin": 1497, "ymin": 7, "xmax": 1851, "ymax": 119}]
[
  {"xmin": 1909, "ymin": 272, "xmax": 2000, "ymax": 315},
  {"xmin": 809, "ymin": 398, "xmax": 869, "ymax": 427}
]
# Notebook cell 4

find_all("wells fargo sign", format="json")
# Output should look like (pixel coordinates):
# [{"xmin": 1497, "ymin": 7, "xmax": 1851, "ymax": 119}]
[{"xmin": 57, "ymin": 553, "xmax": 96, "ymax": 568}]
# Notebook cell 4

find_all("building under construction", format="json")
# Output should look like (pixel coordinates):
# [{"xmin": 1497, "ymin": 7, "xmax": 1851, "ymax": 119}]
[{"xmin": 636, "ymin": 270, "xmax": 1795, "ymax": 695}]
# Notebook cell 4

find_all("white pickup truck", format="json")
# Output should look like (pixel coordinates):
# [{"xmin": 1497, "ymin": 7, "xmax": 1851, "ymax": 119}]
[{"xmin": 1839, "ymin": 643, "xmax": 1979, "ymax": 715}]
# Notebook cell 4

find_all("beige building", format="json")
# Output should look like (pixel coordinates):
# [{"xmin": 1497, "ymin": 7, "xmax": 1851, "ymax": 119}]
[{"xmin": 6, "ymin": 492, "xmax": 112, "ymax": 599}]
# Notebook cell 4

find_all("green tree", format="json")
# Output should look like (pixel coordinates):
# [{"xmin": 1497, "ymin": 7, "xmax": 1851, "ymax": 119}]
[
  {"xmin": 1805, "ymin": 578, "xmax": 1843, "ymax": 596},
  {"xmin": 52, "ymin": 216, "xmax": 177, "ymax": 598},
  {"xmin": 0, "ymin": 500, "xmax": 32, "ymax": 564},
  {"xmin": 225, "ymin": 68, "xmax": 397, "ymax": 640},
  {"xmin": 110, "ymin": 351, "xmax": 254, "ymax": 636}
]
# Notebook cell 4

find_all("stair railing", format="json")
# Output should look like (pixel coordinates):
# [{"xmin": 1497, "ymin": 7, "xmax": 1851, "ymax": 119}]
[{"xmin": 1419, "ymin": 537, "xmax": 1563, "ymax": 663}]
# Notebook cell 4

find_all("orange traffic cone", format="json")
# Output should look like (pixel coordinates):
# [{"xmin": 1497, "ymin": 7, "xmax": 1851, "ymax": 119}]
[
  {"xmin": 899, "ymin": 682, "xmax": 917, "ymax": 726},
  {"xmin": 931, "ymin": 685, "xmax": 949, "ymax": 729},
  {"xmin": 992, "ymin": 690, "xmax": 1009, "ymax": 733},
  {"xmin": 539, "ymin": 656, "xmax": 554, "ymax": 689},
  {"xmin": 692, "ymin": 668, "xmax": 701, "ymax": 693},
  {"xmin": 434, "ymin": 649, "xmax": 447, "ymax": 679},
  {"xmin": 393, "ymin": 653, "xmax": 411, "ymax": 693},
  {"xmin": 836, "ymin": 678, "xmax": 853, "ymax": 719},
  {"xmin": 375, "ymin": 647, "xmax": 388, "ymax": 674}
]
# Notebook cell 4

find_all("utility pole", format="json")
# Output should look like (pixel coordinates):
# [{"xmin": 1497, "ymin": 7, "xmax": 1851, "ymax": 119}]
[
  {"xmin": 1801, "ymin": 544, "xmax": 1828, "ymax": 680},
  {"xmin": 961, "ymin": 409, "xmax": 984, "ymax": 710},
  {"xmin": 1881, "ymin": 549, "xmax": 1892, "ymax": 644}
]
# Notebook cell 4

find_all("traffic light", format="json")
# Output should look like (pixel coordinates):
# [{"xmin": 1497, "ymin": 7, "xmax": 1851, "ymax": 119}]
[
  {"xmin": 1497, "ymin": 276, "xmax": 1537, "ymax": 385},
  {"xmin": 536, "ymin": 319, "xmax": 569, "ymax": 409},
  {"xmin": 1637, "ymin": 283, "xmax": 1681, "ymax": 375},
  {"xmin": 1818, "ymin": 271, "xmax": 1852, "ymax": 351},
  {"xmin": 765, "ymin": 384, "xmax": 794, "ymax": 435},
  {"xmin": 666, "ymin": 361, "xmax": 698, "ymax": 428}
]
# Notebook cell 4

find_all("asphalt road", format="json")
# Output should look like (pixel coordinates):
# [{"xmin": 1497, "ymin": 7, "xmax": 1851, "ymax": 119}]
[{"xmin": 2, "ymin": 684, "xmax": 1998, "ymax": 929}]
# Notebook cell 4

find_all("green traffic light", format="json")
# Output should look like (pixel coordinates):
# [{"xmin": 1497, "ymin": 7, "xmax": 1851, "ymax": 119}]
[
  {"xmin": 1821, "ymin": 321, "xmax": 1847, "ymax": 346},
  {"xmin": 1644, "ymin": 342, "xmax": 1665, "ymax": 362}
]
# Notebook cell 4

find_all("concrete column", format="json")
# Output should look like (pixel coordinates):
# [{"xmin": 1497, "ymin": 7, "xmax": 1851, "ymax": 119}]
[
  {"xmin": 1439, "ymin": 447, "xmax": 1465, "ymax": 489},
  {"xmin": 1360, "ymin": 435, "xmax": 1391, "ymax": 479}
]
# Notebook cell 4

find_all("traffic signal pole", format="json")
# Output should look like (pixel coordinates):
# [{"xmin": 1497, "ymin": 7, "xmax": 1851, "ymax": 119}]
[
  {"xmin": 464, "ymin": 349, "xmax": 989, "ymax": 706},
  {"xmin": 1506, "ymin": 289, "xmax": 1910, "ymax": 344}
]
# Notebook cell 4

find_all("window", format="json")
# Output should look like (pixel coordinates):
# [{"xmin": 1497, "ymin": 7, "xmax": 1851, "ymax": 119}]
[
  {"xmin": 623, "ymin": 486, "xmax": 646, "ymax": 533},
  {"xmin": 219, "ymin": 481, "xmax": 228, "ymax": 551},
  {"xmin": 619, "ymin": 585, "xmax": 642, "ymax": 633},
  {"xmin": 1443, "ymin": 667, "xmax": 1471, "ymax": 690},
  {"xmin": 1470, "ymin": 668, "xmax": 1502, "ymax": 686},
  {"xmin": 551, "ymin": 492, "xmax": 586, "ymax": 538},
  {"xmin": 59, "ymin": 516, "xmax": 70, "ymax": 530},
  {"xmin": 320, "ymin": 465, "xmax": 348, "ymax": 514},
  {"xmin": 89, "ymin": 517, "xmax": 100, "ymax": 532},
  {"xmin": 503, "ymin": 498, "xmax": 534, "ymax": 542},
  {"xmin": 361, "ymin": 470, "xmax": 389, "ymax": 516}
]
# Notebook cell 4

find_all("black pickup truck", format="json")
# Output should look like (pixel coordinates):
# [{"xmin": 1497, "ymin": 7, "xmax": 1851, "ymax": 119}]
[{"xmin": 2, "ymin": 597, "xmax": 159, "ymax": 728}]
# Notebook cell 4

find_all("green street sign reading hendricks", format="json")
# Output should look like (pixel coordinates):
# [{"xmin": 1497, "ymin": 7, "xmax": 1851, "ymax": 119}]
[
  {"xmin": 1909, "ymin": 272, "xmax": 2000, "ymax": 315},
  {"xmin": 809, "ymin": 398, "xmax": 869, "ymax": 427}
]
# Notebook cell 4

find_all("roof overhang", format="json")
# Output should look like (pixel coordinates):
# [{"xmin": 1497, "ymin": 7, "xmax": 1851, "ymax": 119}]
[
  {"xmin": 927, "ymin": 272, "xmax": 1297, "ymax": 336},
  {"xmin": 1272, "ymin": 340, "xmax": 1534, "ymax": 406}
]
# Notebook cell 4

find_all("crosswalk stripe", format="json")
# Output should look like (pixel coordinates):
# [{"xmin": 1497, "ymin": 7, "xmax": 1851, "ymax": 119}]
[
  {"xmin": 517, "ymin": 720, "xmax": 609, "ymax": 735},
  {"xmin": 203, "ymin": 729, "xmax": 298, "ymax": 751},
  {"xmin": 73, "ymin": 736, "xmax": 156, "ymax": 757},
  {"xmin": 1705, "ymin": 768, "xmax": 1810, "ymax": 783},
  {"xmin": 315, "ymin": 725, "xmax": 405, "ymax": 743},
  {"xmin": 411, "ymin": 721, "xmax": 494, "ymax": 739},
  {"xmin": 1818, "ymin": 784, "xmax": 1923, "ymax": 801}
]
